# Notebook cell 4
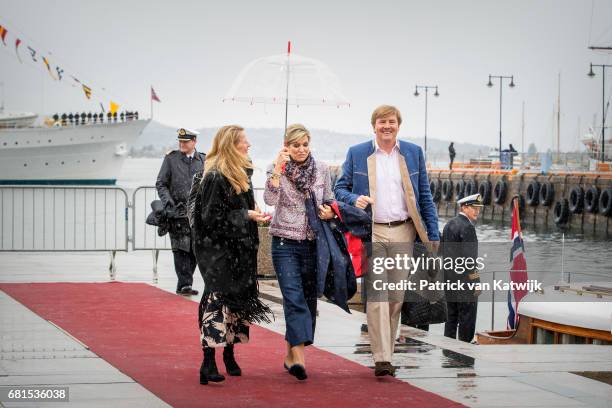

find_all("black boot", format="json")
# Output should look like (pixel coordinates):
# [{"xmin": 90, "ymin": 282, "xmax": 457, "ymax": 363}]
[
  {"xmin": 223, "ymin": 344, "xmax": 242, "ymax": 376},
  {"xmin": 200, "ymin": 348, "xmax": 225, "ymax": 385}
]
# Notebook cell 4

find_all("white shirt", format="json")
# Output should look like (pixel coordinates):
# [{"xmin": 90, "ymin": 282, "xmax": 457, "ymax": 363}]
[{"xmin": 373, "ymin": 140, "xmax": 410, "ymax": 223}]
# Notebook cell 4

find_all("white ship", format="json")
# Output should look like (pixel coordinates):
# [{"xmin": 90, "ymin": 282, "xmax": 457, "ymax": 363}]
[
  {"xmin": 581, "ymin": 127, "xmax": 612, "ymax": 163},
  {"xmin": 0, "ymin": 111, "xmax": 149, "ymax": 185}
]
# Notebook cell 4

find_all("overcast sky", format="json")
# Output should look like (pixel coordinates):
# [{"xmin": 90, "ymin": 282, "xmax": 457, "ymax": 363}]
[{"xmin": 1, "ymin": 0, "xmax": 611, "ymax": 151}]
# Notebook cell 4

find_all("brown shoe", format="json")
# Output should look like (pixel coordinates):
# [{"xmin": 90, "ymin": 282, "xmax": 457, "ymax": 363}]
[{"xmin": 374, "ymin": 361, "xmax": 395, "ymax": 377}]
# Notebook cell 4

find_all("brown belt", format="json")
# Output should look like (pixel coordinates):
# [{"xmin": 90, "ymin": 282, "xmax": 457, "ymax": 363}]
[{"xmin": 374, "ymin": 218, "xmax": 412, "ymax": 227}]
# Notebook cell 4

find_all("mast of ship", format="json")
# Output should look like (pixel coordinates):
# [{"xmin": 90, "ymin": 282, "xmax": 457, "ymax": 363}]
[
  {"xmin": 521, "ymin": 100, "xmax": 525, "ymax": 169},
  {"xmin": 556, "ymin": 72, "xmax": 561, "ymax": 162},
  {"xmin": 0, "ymin": 82, "xmax": 4, "ymax": 114}
]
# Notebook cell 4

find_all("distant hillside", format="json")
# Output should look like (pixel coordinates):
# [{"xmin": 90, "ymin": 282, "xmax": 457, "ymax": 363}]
[{"xmin": 133, "ymin": 121, "xmax": 491, "ymax": 162}]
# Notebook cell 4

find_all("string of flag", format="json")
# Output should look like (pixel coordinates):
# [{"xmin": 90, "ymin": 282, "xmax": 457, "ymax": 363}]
[{"xmin": 0, "ymin": 18, "xmax": 122, "ymax": 113}]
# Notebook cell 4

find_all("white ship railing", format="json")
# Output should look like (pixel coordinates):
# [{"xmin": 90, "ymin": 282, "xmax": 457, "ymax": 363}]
[{"xmin": 0, "ymin": 186, "xmax": 129, "ymax": 280}]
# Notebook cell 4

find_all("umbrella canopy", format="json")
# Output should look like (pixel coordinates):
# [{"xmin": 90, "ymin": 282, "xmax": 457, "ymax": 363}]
[{"xmin": 223, "ymin": 52, "xmax": 350, "ymax": 108}]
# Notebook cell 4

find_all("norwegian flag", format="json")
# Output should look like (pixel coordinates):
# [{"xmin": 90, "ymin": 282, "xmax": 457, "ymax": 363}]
[
  {"xmin": 151, "ymin": 86, "xmax": 161, "ymax": 102},
  {"xmin": 507, "ymin": 197, "xmax": 528, "ymax": 329}
]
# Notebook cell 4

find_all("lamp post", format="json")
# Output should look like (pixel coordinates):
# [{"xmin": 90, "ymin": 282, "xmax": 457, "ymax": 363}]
[
  {"xmin": 487, "ymin": 75, "xmax": 516, "ymax": 161},
  {"xmin": 588, "ymin": 63, "xmax": 612, "ymax": 163},
  {"xmin": 414, "ymin": 85, "xmax": 439, "ymax": 160}
]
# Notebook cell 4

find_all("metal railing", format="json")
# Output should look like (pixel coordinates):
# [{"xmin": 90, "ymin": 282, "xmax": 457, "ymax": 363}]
[
  {"xmin": 1, "ymin": 184, "xmax": 272, "ymax": 282},
  {"xmin": 131, "ymin": 186, "xmax": 171, "ymax": 283},
  {"xmin": 131, "ymin": 186, "xmax": 270, "ymax": 282},
  {"xmin": 131, "ymin": 186, "xmax": 172, "ymax": 251},
  {"xmin": 0, "ymin": 186, "xmax": 129, "ymax": 279},
  {"xmin": 426, "ymin": 151, "xmax": 595, "ymax": 172}
]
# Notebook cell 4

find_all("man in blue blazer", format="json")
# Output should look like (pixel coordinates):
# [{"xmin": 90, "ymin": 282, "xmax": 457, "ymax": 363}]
[{"xmin": 335, "ymin": 105, "xmax": 439, "ymax": 377}]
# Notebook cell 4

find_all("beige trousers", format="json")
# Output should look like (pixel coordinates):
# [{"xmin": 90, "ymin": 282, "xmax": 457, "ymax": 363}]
[{"xmin": 366, "ymin": 221, "xmax": 416, "ymax": 363}]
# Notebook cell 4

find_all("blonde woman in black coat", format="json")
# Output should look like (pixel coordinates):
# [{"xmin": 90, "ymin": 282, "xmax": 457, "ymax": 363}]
[{"xmin": 191, "ymin": 125, "xmax": 271, "ymax": 385}]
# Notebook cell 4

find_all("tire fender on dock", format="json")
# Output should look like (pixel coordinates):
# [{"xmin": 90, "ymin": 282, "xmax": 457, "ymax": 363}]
[
  {"xmin": 430, "ymin": 179, "xmax": 441, "ymax": 203},
  {"xmin": 478, "ymin": 180, "xmax": 492, "ymax": 205},
  {"xmin": 553, "ymin": 198, "xmax": 570, "ymax": 226},
  {"xmin": 526, "ymin": 181, "xmax": 540, "ymax": 206},
  {"xmin": 456, "ymin": 180, "xmax": 466, "ymax": 200},
  {"xmin": 539, "ymin": 181, "xmax": 555, "ymax": 207},
  {"xmin": 584, "ymin": 186, "xmax": 599, "ymax": 214},
  {"xmin": 493, "ymin": 179, "xmax": 507, "ymax": 204},
  {"xmin": 598, "ymin": 188, "xmax": 612, "ymax": 216},
  {"xmin": 442, "ymin": 179, "xmax": 453, "ymax": 202},
  {"xmin": 568, "ymin": 186, "xmax": 584, "ymax": 214}
]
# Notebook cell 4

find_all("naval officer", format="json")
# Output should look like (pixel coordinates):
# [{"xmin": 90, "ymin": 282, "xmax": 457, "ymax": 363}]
[
  {"xmin": 441, "ymin": 193, "xmax": 483, "ymax": 343},
  {"xmin": 156, "ymin": 128, "xmax": 206, "ymax": 296}
]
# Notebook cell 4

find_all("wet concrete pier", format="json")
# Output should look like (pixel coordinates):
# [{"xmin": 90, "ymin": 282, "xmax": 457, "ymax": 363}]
[{"xmin": 1, "ymin": 251, "xmax": 611, "ymax": 407}]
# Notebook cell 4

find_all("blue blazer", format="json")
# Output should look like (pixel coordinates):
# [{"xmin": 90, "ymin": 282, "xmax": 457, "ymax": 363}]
[{"xmin": 334, "ymin": 139, "xmax": 440, "ymax": 241}]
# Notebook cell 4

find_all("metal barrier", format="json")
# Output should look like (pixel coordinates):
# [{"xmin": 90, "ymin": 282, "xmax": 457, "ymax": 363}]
[
  {"xmin": 0, "ymin": 185, "xmax": 270, "ymax": 283},
  {"xmin": 0, "ymin": 186, "xmax": 129, "ymax": 280},
  {"xmin": 131, "ymin": 186, "xmax": 170, "ymax": 283},
  {"xmin": 132, "ymin": 186, "xmax": 172, "ymax": 251},
  {"xmin": 131, "ymin": 186, "xmax": 269, "ymax": 282}
]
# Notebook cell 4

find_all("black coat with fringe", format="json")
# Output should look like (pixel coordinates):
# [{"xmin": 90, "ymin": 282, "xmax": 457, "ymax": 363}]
[{"xmin": 192, "ymin": 170, "xmax": 271, "ymax": 324}]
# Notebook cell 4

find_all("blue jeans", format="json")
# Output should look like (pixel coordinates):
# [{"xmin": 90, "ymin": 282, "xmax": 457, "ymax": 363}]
[{"xmin": 271, "ymin": 236, "xmax": 317, "ymax": 347}]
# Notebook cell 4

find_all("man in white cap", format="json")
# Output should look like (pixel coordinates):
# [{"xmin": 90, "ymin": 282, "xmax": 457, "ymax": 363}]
[
  {"xmin": 156, "ymin": 128, "xmax": 206, "ymax": 296},
  {"xmin": 441, "ymin": 193, "xmax": 483, "ymax": 342}
]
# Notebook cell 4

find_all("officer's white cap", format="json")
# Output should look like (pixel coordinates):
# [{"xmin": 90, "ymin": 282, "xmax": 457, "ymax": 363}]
[
  {"xmin": 177, "ymin": 128, "xmax": 199, "ymax": 141},
  {"xmin": 457, "ymin": 193, "xmax": 484, "ymax": 207}
]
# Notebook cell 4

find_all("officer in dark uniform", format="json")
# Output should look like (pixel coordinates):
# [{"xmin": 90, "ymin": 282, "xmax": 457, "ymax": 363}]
[
  {"xmin": 156, "ymin": 128, "xmax": 206, "ymax": 296},
  {"xmin": 442, "ymin": 193, "xmax": 483, "ymax": 342}
]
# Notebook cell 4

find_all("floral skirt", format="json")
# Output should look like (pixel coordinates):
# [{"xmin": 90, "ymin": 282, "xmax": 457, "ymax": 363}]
[{"xmin": 199, "ymin": 293, "xmax": 250, "ymax": 348}]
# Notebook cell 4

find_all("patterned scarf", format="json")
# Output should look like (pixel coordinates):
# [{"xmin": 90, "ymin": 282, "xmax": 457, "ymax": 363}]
[{"xmin": 284, "ymin": 154, "xmax": 317, "ymax": 194}]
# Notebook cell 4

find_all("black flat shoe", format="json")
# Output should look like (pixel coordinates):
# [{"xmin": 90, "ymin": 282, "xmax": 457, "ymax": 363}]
[{"xmin": 288, "ymin": 364, "xmax": 308, "ymax": 380}]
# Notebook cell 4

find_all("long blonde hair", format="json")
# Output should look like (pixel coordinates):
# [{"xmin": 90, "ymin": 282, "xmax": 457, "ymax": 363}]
[{"xmin": 204, "ymin": 125, "xmax": 252, "ymax": 194}]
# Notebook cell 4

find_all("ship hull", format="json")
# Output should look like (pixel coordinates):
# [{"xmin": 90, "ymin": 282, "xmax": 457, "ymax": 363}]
[{"xmin": 0, "ymin": 120, "xmax": 150, "ymax": 185}]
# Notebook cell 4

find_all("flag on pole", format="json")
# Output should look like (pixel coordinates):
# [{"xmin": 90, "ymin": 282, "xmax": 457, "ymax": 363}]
[
  {"xmin": 82, "ymin": 84, "xmax": 92, "ymax": 99},
  {"xmin": 507, "ymin": 197, "xmax": 528, "ymax": 329},
  {"xmin": 27, "ymin": 46, "xmax": 37, "ymax": 62},
  {"xmin": 42, "ymin": 57, "xmax": 58, "ymax": 80},
  {"xmin": 151, "ymin": 86, "xmax": 161, "ymax": 102},
  {"xmin": 15, "ymin": 38, "xmax": 22, "ymax": 63},
  {"xmin": 0, "ymin": 25, "xmax": 7, "ymax": 45},
  {"xmin": 110, "ymin": 101, "xmax": 119, "ymax": 114}
]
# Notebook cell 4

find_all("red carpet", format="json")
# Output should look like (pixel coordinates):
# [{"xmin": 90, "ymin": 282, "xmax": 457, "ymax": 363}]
[{"xmin": 1, "ymin": 283, "xmax": 464, "ymax": 408}]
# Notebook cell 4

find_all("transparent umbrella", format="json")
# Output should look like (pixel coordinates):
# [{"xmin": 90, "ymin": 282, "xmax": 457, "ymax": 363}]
[{"xmin": 223, "ymin": 42, "xmax": 350, "ymax": 133}]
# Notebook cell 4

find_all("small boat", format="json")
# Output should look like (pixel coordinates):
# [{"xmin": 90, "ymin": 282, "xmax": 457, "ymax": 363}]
[
  {"xmin": 0, "ymin": 111, "xmax": 38, "ymax": 128},
  {"xmin": 477, "ymin": 282, "xmax": 612, "ymax": 345}
]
